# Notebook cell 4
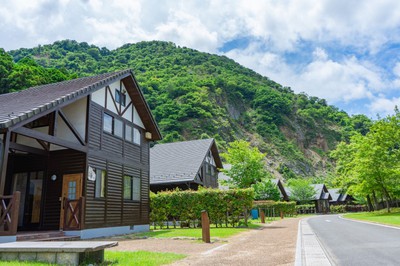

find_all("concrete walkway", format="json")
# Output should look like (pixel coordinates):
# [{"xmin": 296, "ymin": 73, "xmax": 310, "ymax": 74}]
[{"xmin": 296, "ymin": 218, "xmax": 331, "ymax": 266}]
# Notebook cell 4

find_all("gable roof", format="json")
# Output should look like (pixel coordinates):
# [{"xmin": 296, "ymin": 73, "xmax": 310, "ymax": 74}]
[
  {"xmin": 329, "ymin": 188, "xmax": 349, "ymax": 202},
  {"xmin": 150, "ymin": 138, "xmax": 223, "ymax": 185},
  {"xmin": 0, "ymin": 69, "xmax": 161, "ymax": 140},
  {"xmin": 311, "ymin": 184, "xmax": 332, "ymax": 200},
  {"xmin": 285, "ymin": 184, "xmax": 332, "ymax": 200},
  {"xmin": 272, "ymin": 178, "xmax": 289, "ymax": 200}
]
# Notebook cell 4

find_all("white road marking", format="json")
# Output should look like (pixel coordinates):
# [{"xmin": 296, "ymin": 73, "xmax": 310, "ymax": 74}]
[
  {"xmin": 325, "ymin": 220, "xmax": 331, "ymax": 222},
  {"xmin": 339, "ymin": 215, "xmax": 400, "ymax": 230},
  {"xmin": 201, "ymin": 244, "xmax": 228, "ymax": 255}
]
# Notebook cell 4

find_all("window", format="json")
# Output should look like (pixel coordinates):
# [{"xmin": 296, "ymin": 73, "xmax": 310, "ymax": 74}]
[
  {"xmin": 123, "ymin": 175, "xmax": 141, "ymax": 201},
  {"xmin": 103, "ymin": 112, "xmax": 141, "ymax": 145},
  {"xmin": 114, "ymin": 118, "xmax": 123, "ymax": 138},
  {"xmin": 103, "ymin": 112, "xmax": 123, "ymax": 138},
  {"xmin": 95, "ymin": 169, "xmax": 106, "ymax": 198},
  {"xmin": 133, "ymin": 128, "xmax": 141, "ymax": 145},
  {"xmin": 103, "ymin": 113, "xmax": 113, "ymax": 133},
  {"xmin": 115, "ymin": 89, "xmax": 126, "ymax": 107},
  {"xmin": 125, "ymin": 124, "xmax": 133, "ymax": 142},
  {"xmin": 123, "ymin": 176, "xmax": 132, "ymax": 200}
]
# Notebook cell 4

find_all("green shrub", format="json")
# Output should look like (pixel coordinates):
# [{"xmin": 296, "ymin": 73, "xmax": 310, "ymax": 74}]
[
  {"xmin": 150, "ymin": 188, "xmax": 254, "ymax": 228},
  {"xmin": 330, "ymin": 205, "xmax": 346, "ymax": 213},
  {"xmin": 295, "ymin": 204, "xmax": 316, "ymax": 214},
  {"xmin": 253, "ymin": 200, "xmax": 296, "ymax": 216}
]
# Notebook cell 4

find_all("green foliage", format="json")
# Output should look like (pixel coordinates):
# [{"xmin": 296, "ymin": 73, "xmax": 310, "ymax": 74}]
[
  {"xmin": 330, "ymin": 205, "xmax": 346, "ymax": 213},
  {"xmin": 150, "ymin": 188, "xmax": 254, "ymax": 228},
  {"xmin": 252, "ymin": 179, "xmax": 281, "ymax": 201},
  {"xmin": 288, "ymin": 179, "xmax": 316, "ymax": 203},
  {"xmin": 221, "ymin": 140, "xmax": 268, "ymax": 188},
  {"xmin": 332, "ymin": 111, "xmax": 400, "ymax": 211},
  {"xmin": 295, "ymin": 204, "xmax": 316, "ymax": 214},
  {"xmin": 4, "ymin": 40, "xmax": 374, "ymax": 179},
  {"xmin": 0, "ymin": 50, "xmax": 74, "ymax": 94},
  {"xmin": 253, "ymin": 200, "xmax": 297, "ymax": 216}
]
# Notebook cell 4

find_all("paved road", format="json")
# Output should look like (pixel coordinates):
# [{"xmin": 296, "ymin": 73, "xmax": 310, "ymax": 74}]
[{"xmin": 307, "ymin": 215, "xmax": 400, "ymax": 266}]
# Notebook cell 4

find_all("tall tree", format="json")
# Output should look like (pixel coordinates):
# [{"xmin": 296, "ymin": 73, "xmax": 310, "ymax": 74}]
[
  {"xmin": 252, "ymin": 178, "xmax": 281, "ymax": 201},
  {"xmin": 221, "ymin": 140, "xmax": 268, "ymax": 188},
  {"xmin": 288, "ymin": 179, "xmax": 316, "ymax": 203},
  {"xmin": 332, "ymin": 111, "xmax": 400, "ymax": 212}
]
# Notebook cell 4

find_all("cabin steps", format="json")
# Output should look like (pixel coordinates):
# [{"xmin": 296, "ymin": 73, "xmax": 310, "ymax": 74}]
[{"xmin": 17, "ymin": 231, "xmax": 80, "ymax": 242}]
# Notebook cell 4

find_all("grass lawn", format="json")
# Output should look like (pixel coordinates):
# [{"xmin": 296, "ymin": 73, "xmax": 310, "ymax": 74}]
[
  {"xmin": 344, "ymin": 207, "xmax": 400, "ymax": 227},
  {"xmin": 1, "ymin": 250, "xmax": 186, "ymax": 266},
  {"xmin": 135, "ymin": 223, "xmax": 262, "ymax": 239}
]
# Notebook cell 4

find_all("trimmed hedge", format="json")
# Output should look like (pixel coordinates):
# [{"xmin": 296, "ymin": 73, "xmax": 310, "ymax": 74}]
[
  {"xmin": 330, "ymin": 205, "xmax": 346, "ymax": 213},
  {"xmin": 295, "ymin": 204, "xmax": 316, "ymax": 214},
  {"xmin": 253, "ymin": 200, "xmax": 297, "ymax": 216},
  {"xmin": 150, "ymin": 188, "xmax": 254, "ymax": 228}
]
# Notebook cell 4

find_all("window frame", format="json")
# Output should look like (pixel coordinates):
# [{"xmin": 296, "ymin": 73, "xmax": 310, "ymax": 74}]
[
  {"xmin": 95, "ymin": 169, "xmax": 106, "ymax": 199},
  {"xmin": 115, "ymin": 89, "xmax": 126, "ymax": 107},
  {"xmin": 103, "ymin": 112, "xmax": 142, "ymax": 146},
  {"xmin": 123, "ymin": 175, "xmax": 141, "ymax": 202}
]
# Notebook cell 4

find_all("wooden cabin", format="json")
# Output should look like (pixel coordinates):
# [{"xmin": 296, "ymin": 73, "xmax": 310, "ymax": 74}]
[
  {"xmin": 311, "ymin": 184, "xmax": 332, "ymax": 213},
  {"xmin": 272, "ymin": 178, "xmax": 290, "ymax": 201},
  {"xmin": 150, "ymin": 139, "xmax": 222, "ymax": 192},
  {"xmin": 329, "ymin": 188, "xmax": 354, "ymax": 205},
  {"xmin": 0, "ymin": 70, "xmax": 161, "ymax": 242}
]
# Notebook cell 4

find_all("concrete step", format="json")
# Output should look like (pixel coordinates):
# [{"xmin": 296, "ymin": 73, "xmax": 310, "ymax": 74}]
[{"xmin": 17, "ymin": 231, "xmax": 80, "ymax": 242}]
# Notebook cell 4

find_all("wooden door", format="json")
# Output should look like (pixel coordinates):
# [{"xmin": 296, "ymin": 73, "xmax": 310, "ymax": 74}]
[{"xmin": 60, "ymin": 173, "xmax": 83, "ymax": 229}]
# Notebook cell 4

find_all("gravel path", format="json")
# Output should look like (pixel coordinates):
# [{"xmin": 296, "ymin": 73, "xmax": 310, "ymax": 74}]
[{"xmin": 109, "ymin": 217, "xmax": 300, "ymax": 266}]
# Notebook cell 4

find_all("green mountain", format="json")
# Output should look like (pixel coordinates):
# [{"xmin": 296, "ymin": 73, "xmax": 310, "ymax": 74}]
[{"xmin": 1, "ymin": 40, "xmax": 372, "ymax": 180}]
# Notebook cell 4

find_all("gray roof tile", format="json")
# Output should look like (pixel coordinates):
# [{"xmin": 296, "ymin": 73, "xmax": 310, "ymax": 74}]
[
  {"xmin": 150, "ymin": 138, "xmax": 222, "ymax": 184},
  {"xmin": 0, "ymin": 70, "xmax": 131, "ymax": 128}
]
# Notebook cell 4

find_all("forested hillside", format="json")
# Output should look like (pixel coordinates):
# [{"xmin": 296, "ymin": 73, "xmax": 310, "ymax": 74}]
[{"xmin": 1, "ymin": 40, "xmax": 372, "ymax": 179}]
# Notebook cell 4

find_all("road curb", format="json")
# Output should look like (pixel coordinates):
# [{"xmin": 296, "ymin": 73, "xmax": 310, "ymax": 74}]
[
  {"xmin": 339, "ymin": 215, "xmax": 400, "ymax": 230},
  {"xmin": 295, "ymin": 218, "xmax": 332, "ymax": 266},
  {"xmin": 294, "ymin": 220, "xmax": 302, "ymax": 266}
]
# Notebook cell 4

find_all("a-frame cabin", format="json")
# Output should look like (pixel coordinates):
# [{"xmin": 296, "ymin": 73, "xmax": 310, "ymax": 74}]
[{"xmin": 0, "ymin": 69, "xmax": 161, "ymax": 242}]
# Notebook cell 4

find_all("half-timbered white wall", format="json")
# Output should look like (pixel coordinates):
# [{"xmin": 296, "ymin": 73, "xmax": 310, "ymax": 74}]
[
  {"xmin": 16, "ymin": 126, "xmax": 49, "ymax": 149},
  {"xmin": 90, "ymin": 79, "xmax": 144, "ymax": 128},
  {"xmin": 58, "ymin": 97, "xmax": 87, "ymax": 143}
]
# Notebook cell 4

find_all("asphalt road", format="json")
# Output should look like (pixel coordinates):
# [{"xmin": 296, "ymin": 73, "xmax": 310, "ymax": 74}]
[{"xmin": 307, "ymin": 215, "xmax": 400, "ymax": 266}]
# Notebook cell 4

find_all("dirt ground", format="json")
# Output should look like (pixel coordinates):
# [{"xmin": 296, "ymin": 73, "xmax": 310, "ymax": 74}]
[{"xmin": 109, "ymin": 217, "xmax": 300, "ymax": 266}]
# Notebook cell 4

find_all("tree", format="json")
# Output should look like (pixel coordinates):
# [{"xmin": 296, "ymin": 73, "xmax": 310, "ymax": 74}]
[
  {"xmin": 221, "ymin": 140, "xmax": 268, "ymax": 188},
  {"xmin": 288, "ymin": 179, "xmax": 316, "ymax": 203},
  {"xmin": 252, "ymin": 178, "xmax": 281, "ymax": 201},
  {"xmin": 332, "ymin": 111, "xmax": 400, "ymax": 212}
]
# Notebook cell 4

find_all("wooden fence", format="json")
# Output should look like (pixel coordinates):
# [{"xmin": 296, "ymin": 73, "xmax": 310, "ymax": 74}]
[{"xmin": 0, "ymin": 192, "xmax": 21, "ymax": 236}]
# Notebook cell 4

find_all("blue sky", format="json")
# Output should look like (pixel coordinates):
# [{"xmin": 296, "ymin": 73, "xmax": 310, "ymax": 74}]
[{"xmin": 1, "ymin": 0, "xmax": 400, "ymax": 118}]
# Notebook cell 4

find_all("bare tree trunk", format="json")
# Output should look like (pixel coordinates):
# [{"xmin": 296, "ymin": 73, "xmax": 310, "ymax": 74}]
[
  {"xmin": 372, "ymin": 191, "xmax": 380, "ymax": 210},
  {"xmin": 366, "ymin": 195, "xmax": 374, "ymax": 212},
  {"xmin": 382, "ymin": 187, "xmax": 391, "ymax": 213}
]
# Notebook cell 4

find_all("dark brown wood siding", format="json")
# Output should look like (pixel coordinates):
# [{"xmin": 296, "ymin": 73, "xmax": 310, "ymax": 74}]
[
  {"xmin": 85, "ymin": 101, "xmax": 150, "ymax": 228},
  {"xmin": 43, "ymin": 149, "xmax": 86, "ymax": 230},
  {"xmin": 85, "ymin": 156, "xmax": 106, "ymax": 229}
]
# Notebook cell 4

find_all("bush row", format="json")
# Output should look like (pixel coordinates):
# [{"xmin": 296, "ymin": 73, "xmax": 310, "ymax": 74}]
[
  {"xmin": 150, "ymin": 188, "xmax": 254, "ymax": 228},
  {"xmin": 295, "ymin": 204, "xmax": 316, "ymax": 214},
  {"xmin": 253, "ymin": 200, "xmax": 297, "ymax": 216}
]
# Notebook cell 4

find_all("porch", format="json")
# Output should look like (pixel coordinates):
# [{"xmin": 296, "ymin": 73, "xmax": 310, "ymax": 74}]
[{"xmin": 0, "ymin": 191, "xmax": 85, "ymax": 242}]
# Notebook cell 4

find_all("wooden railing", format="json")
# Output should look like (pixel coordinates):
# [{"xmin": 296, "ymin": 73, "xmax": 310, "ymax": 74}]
[
  {"xmin": 0, "ymin": 192, "xmax": 21, "ymax": 236},
  {"xmin": 63, "ymin": 197, "xmax": 85, "ymax": 230}
]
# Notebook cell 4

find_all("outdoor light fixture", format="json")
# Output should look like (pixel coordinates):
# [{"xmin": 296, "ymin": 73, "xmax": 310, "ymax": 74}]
[{"xmin": 51, "ymin": 174, "xmax": 57, "ymax": 181}]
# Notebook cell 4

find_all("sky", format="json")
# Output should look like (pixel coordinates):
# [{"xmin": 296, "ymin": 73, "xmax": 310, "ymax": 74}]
[{"xmin": 1, "ymin": 0, "xmax": 400, "ymax": 118}]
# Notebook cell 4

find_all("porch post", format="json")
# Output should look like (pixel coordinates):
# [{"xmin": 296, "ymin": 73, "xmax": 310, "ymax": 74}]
[{"xmin": 0, "ymin": 130, "xmax": 10, "ymax": 196}]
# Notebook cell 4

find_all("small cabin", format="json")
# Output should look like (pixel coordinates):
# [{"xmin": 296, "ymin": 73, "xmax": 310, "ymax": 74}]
[
  {"xmin": 150, "ymin": 139, "xmax": 222, "ymax": 192},
  {"xmin": 0, "ymin": 70, "xmax": 161, "ymax": 242},
  {"xmin": 311, "ymin": 184, "xmax": 332, "ymax": 213}
]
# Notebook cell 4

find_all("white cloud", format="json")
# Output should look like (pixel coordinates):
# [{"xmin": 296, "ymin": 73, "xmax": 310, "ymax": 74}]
[
  {"xmin": 1, "ymin": 0, "xmax": 400, "ymax": 116},
  {"xmin": 369, "ymin": 97, "xmax": 400, "ymax": 115}
]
